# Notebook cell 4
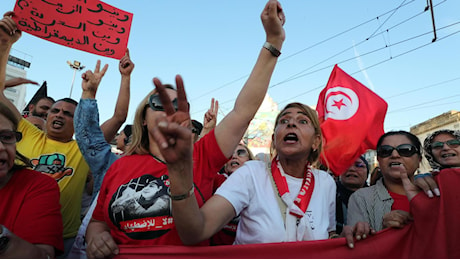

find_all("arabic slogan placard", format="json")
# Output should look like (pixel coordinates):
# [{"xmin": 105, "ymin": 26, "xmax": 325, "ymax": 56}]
[{"xmin": 13, "ymin": 0, "xmax": 133, "ymax": 59}]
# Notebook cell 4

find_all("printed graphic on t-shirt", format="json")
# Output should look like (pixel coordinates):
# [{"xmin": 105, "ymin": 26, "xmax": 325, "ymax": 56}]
[
  {"xmin": 306, "ymin": 210, "xmax": 315, "ymax": 230},
  {"xmin": 30, "ymin": 153, "xmax": 74, "ymax": 181},
  {"xmin": 109, "ymin": 174, "xmax": 172, "ymax": 240}
]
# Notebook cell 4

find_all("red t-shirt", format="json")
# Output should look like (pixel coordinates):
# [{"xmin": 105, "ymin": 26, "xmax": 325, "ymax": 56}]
[
  {"xmin": 0, "ymin": 168, "xmax": 64, "ymax": 253},
  {"xmin": 211, "ymin": 173, "xmax": 237, "ymax": 245},
  {"xmin": 93, "ymin": 129, "xmax": 228, "ymax": 246},
  {"xmin": 388, "ymin": 190, "xmax": 410, "ymax": 212}
]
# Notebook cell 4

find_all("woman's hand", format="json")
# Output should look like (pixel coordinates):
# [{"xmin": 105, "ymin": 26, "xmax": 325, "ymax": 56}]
[
  {"xmin": 341, "ymin": 222, "xmax": 376, "ymax": 249},
  {"xmin": 261, "ymin": 0, "xmax": 285, "ymax": 47},
  {"xmin": 202, "ymin": 98, "xmax": 218, "ymax": 136},
  {"xmin": 0, "ymin": 12, "xmax": 21, "ymax": 47},
  {"xmin": 414, "ymin": 173, "xmax": 440, "ymax": 198},
  {"xmin": 86, "ymin": 230, "xmax": 119, "ymax": 258},
  {"xmin": 382, "ymin": 210, "xmax": 413, "ymax": 229},
  {"xmin": 150, "ymin": 75, "xmax": 194, "ymax": 196}
]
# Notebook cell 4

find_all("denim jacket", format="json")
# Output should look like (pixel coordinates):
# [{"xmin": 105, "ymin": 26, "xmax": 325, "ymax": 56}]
[{"xmin": 74, "ymin": 99, "xmax": 119, "ymax": 201}]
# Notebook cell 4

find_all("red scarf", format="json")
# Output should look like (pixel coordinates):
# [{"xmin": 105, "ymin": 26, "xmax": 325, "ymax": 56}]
[{"xmin": 271, "ymin": 158, "xmax": 315, "ymax": 218}]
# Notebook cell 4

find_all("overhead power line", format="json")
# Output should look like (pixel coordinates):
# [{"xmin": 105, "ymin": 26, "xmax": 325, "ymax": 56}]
[
  {"xmin": 191, "ymin": 0, "xmax": 454, "ymax": 118},
  {"xmin": 190, "ymin": 0, "xmax": 419, "ymax": 103}
]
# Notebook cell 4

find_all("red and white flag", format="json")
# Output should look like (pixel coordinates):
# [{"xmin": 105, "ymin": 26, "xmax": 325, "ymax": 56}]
[{"xmin": 316, "ymin": 65, "xmax": 388, "ymax": 176}]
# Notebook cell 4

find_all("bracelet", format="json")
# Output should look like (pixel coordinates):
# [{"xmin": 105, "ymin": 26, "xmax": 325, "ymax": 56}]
[
  {"xmin": 263, "ymin": 42, "xmax": 281, "ymax": 57},
  {"xmin": 414, "ymin": 172, "xmax": 432, "ymax": 180},
  {"xmin": 168, "ymin": 185, "xmax": 194, "ymax": 201},
  {"xmin": 329, "ymin": 234, "xmax": 341, "ymax": 239}
]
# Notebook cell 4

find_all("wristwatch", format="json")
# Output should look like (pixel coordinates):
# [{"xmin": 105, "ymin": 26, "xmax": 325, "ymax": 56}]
[{"xmin": 0, "ymin": 225, "xmax": 10, "ymax": 254}]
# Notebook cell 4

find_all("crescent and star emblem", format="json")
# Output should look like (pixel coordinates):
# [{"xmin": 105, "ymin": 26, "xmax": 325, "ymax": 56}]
[{"xmin": 324, "ymin": 86, "xmax": 359, "ymax": 120}]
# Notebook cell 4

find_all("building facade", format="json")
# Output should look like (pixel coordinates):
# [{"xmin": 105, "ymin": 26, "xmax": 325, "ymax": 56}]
[{"xmin": 5, "ymin": 50, "xmax": 31, "ymax": 112}]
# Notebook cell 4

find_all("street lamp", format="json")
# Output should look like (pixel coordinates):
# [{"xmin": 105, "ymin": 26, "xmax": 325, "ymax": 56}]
[{"xmin": 67, "ymin": 60, "xmax": 85, "ymax": 98}]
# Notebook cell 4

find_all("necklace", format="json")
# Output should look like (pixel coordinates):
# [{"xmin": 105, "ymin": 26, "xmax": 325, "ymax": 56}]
[{"xmin": 150, "ymin": 153, "xmax": 166, "ymax": 164}]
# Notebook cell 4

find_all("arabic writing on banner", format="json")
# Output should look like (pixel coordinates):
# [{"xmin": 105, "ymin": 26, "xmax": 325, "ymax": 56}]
[{"xmin": 13, "ymin": 0, "xmax": 133, "ymax": 59}]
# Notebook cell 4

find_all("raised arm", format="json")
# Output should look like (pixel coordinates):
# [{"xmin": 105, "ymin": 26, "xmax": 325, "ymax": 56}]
[
  {"xmin": 80, "ymin": 59, "xmax": 109, "ymax": 101},
  {"xmin": 77, "ymin": 60, "xmax": 126, "ymax": 196},
  {"xmin": 100, "ymin": 49, "xmax": 134, "ymax": 142},
  {"xmin": 201, "ymin": 98, "xmax": 218, "ymax": 138},
  {"xmin": 151, "ymin": 79, "xmax": 236, "ymax": 245},
  {"xmin": 5, "ymin": 77, "xmax": 38, "ymax": 88},
  {"xmin": 0, "ymin": 12, "xmax": 23, "ymax": 122},
  {"xmin": 214, "ymin": 0, "xmax": 285, "ymax": 158}
]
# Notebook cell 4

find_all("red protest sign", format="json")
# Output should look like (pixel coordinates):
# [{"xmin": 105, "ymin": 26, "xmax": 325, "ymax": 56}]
[{"xmin": 13, "ymin": 0, "xmax": 133, "ymax": 59}]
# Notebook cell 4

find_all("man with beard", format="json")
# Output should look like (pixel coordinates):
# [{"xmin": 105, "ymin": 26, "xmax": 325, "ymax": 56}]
[
  {"xmin": 4, "ymin": 77, "xmax": 54, "ymax": 119},
  {"xmin": 335, "ymin": 155, "xmax": 369, "ymax": 234},
  {"xmin": 27, "ymin": 96, "xmax": 55, "ymax": 119}
]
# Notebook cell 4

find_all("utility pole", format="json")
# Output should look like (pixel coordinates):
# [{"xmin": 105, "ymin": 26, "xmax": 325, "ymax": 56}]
[
  {"xmin": 67, "ymin": 60, "xmax": 85, "ymax": 98},
  {"xmin": 427, "ymin": 0, "xmax": 437, "ymax": 42}
]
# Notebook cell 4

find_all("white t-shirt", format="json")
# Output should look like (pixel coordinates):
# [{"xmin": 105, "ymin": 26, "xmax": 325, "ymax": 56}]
[{"xmin": 215, "ymin": 160, "xmax": 336, "ymax": 245}]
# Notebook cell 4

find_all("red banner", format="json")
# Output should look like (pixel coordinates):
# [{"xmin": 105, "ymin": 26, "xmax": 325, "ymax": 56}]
[
  {"xmin": 116, "ymin": 169, "xmax": 459, "ymax": 258},
  {"xmin": 13, "ymin": 0, "xmax": 133, "ymax": 59},
  {"xmin": 316, "ymin": 65, "xmax": 387, "ymax": 176}
]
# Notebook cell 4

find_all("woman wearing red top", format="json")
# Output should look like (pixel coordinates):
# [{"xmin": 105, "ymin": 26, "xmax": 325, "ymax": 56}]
[
  {"xmin": 347, "ymin": 131, "xmax": 422, "ymax": 231},
  {"xmin": 0, "ymin": 14, "xmax": 64, "ymax": 258},
  {"xmin": 85, "ymin": 0, "xmax": 286, "ymax": 257},
  {"xmin": 0, "ymin": 103, "xmax": 64, "ymax": 258}
]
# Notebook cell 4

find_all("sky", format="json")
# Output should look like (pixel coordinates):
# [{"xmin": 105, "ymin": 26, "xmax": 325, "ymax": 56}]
[{"xmin": 2, "ymin": 0, "xmax": 460, "ymax": 133}]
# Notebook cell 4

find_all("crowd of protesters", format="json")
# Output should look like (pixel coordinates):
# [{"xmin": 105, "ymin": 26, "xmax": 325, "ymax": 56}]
[{"xmin": 0, "ymin": 0, "xmax": 458, "ymax": 258}]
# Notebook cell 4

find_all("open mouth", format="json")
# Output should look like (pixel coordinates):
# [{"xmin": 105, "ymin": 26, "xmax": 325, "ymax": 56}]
[
  {"xmin": 52, "ymin": 120, "xmax": 64, "ymax": 129},
  {"xmin": 389, "ymin": 162, "xmax": 403, "ymax": 168},
  {"xmin": 284, "ymin": 133, "xmax": 298, "ymax": 143},
  {"xmin": 230, "ymin": 161, "xmax": 240, "ymax": 167},
  {"xmin": 441, "ymin": 153, "xmax": 456, "ymax": 158}
]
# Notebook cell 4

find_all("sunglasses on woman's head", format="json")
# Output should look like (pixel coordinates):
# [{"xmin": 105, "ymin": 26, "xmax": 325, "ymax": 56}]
[
  {"xmin": 377, "ymin": 144, "xmax": 418, "ymax": 158},
  {"xmin": 0, "ymin": 130, "xmax": 22, "ymax": 144},
  {"xmin": 148, "ymin": 94, "xmax": 178, "ymax": 111},
  {"xmin": 431, "ymin": 139, "xmax": 460, "ymax": 150}
]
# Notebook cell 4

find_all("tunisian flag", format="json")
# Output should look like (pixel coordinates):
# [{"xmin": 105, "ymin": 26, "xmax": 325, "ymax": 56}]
[{"xmin": 316, "ymin": 65, "xmax": 387, "ymax": 176}]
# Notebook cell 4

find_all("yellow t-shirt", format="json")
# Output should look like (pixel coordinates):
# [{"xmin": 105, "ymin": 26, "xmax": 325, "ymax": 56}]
[{"xmin": 17, "ymin": 119, "xmax": 89, "ymax": 239}]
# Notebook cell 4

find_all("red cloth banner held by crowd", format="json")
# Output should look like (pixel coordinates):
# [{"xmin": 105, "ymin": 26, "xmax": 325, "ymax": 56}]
[
  {"xmin": 316, "ymin": 65, "xmax": 387, "ymax": 176},
  {"xmin": 117, "ymin": 169, "xmax": 460, "ymax": 258},
  {"xmin": 13, "ymin": 0, "xmax": 133, "ymax": 59}
]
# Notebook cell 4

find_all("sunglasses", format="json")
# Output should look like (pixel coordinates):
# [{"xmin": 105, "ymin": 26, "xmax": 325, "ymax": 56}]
[
  {"xmin": 234, "ymin": 149, "xmax": 248, "ymax": 157},
  {"xmin": 431, "ymin": 139, "xmax": 460, "ymax": 150},
  {"xmin": 148, "ymin": 94, "xmax": 178, "ymax": 112},
  {"xmin": 377, "ymin": 144, "xmax": 419, "ymax": 158},
  {"xmin": 0, "ymin": 130, "xmax": 22, "ymax": 144}
]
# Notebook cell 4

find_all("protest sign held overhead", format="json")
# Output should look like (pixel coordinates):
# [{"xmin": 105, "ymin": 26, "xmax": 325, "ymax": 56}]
[
  {"xmin": 13, "ymin": 0, "xmax": 133, "ymax": 59},
  {"xmin": 316, "ymin": 65, "xmax": 388, "ymax": 176}
]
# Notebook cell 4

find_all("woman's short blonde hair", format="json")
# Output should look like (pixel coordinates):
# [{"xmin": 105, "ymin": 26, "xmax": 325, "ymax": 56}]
[{"xmin": 269, "ymin": 102, "xmax": 322, "ymax": 165}]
